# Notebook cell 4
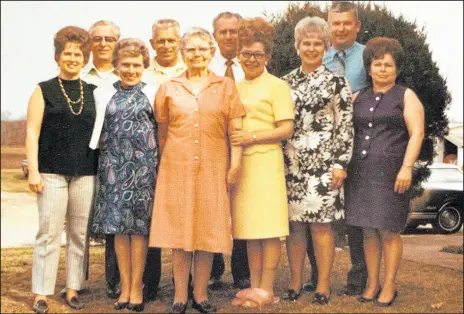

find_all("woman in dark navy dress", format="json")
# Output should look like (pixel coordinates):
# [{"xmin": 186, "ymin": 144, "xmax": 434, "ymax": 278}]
[
  {"xmin": 345, "ymin": 37, "xmax": 424, "ymax": 306},
  {"xmin": 89, "ymin": 38, "xmax": 159, "ymax": 312}
]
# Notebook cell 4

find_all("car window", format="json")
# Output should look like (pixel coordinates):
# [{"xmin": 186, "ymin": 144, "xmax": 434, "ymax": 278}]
[{"xmin": 427, "ymin": 168, "xmax": 463, "ymax": 183}]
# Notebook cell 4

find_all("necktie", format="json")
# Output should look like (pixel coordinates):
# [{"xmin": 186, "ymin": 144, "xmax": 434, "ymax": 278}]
[
  {"xmin": 224, "ymin": 59, "xmax": 235, "ymax": 81},
  {"xmin": 335, "ymin": 50, "xmax": 346, "ymax": 76}
]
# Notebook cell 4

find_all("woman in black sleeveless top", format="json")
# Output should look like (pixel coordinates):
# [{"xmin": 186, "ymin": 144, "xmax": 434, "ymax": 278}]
[
  {"xmin": 26, "ymin": 26, "xmax": 97, "ymax": 314},
  {"xmin": 345, "ymin": 38, "xmax": 424, "ymax": 306}
]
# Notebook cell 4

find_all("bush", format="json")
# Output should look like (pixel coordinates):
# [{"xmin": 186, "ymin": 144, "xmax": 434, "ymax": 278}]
[{"xmin": 267, "ymin": 1, "xmax": 451, "ymax": 197}]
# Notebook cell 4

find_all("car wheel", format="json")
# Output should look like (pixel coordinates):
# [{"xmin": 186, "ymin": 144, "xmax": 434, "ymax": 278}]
[{"xmin": 433, "ymin": 204, "xmax": 463, "ymax": 234}]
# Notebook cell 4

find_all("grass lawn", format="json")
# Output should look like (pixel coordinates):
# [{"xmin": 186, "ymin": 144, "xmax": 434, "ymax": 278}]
[{"xmin": 1, "ymin": 245, "xmax": 463, "ymax": 313}]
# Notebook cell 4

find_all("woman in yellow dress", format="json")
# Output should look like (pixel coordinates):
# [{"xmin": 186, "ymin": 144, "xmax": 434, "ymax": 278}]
[{"xmin": 230, "ymin": 17, "xmax": 294, "ymax": 308}]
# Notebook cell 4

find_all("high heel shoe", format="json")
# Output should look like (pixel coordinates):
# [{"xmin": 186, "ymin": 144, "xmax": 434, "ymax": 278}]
[
  {"xmin": 312, "ymin": 291, "xmax": 331, "ymax": 305},
  {"xmin": 169, "ymin": 301, "xmax": 188, "ymax": 314},
  {"xmin": 192, "ymin": 298, "xmax": 217, "ymax": 313},
  {"xmin": 127, "ymin": 302, "xmax": 145, "ymax": 312},
  {"xmin": 113, "ymin": 301, "xmax": 129, "ymax": 310},
  {"xmin": 282, "ymin": 289, "xmax": 301, "ymax": 301},
  {"xmin": 375, "ymin": 290, "xmax": 398, "ymax": 307},
  {"xmin": 358, "ymin": 288, "xmax": 381, "ymax": 303}
]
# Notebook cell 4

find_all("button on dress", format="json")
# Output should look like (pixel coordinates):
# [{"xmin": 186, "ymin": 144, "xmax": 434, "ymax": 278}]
[
  {"xmin": 149, "ymin": 71, "xmax": 245, "ymax": 254},
  {"xmin": 345, "ymin": 85, "xmax": 410, "ymax": 232}
]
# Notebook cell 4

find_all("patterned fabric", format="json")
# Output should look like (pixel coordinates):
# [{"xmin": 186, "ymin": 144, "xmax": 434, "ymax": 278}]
[
  {"xmin": 281, "ymin": 65, "xmax": 354, "ymax": 223},
  {"xmin": 91, "ymin": 81, "xmax": 158, "ymax": 236}
]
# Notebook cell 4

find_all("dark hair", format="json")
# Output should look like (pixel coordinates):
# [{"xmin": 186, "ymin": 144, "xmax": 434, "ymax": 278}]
[
  {"xmin": 112, "ymin": 38, "xmax": 151, "ymax": 69},
  {"xmin": 54, "ymin": 26, "xmax": 91, "ymax": 65},
  {"xmin": 329, "ymin": 1, "xmax": 359, "ymax": 20},
  {"xmin": 237, "ymin": 17, "xmax": 274, "ymax": 55},
  {"xmin": 363, "ymin": 37, "xmax": 404, "ymax": 76}
]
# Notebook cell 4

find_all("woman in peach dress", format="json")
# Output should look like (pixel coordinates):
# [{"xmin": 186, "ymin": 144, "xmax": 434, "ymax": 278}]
[{"xmin": 149, "ymin": 27, "xmax": 245, "ymax": 313}]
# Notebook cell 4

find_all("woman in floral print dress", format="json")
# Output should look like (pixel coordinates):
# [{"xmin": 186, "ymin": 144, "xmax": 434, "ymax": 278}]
[{"xmin": 281, "ymin": 17, "xmax": 354, "ymax": 305}]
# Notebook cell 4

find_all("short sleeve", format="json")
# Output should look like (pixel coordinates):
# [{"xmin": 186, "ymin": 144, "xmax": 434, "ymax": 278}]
[
  {"xmin": 272, "ymin": 79, "xmax": 294, "ymax": 122},
  {"xmin": 154, "ymin": 83, "xmax": 169, "ymax": 123},
  {"xmin": 226, "ymin": 79, "xmax": 245, "ymax": 120}
]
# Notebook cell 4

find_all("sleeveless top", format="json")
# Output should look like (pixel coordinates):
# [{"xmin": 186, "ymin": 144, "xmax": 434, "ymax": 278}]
[{"xmin": 37, "ymin": 77, "xmax": 98, "ymax": 176}]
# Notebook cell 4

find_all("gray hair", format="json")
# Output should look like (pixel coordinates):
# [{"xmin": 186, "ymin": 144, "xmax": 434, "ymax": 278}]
[
  {"xmin": 181, "ymin": 27, "xmax": 216, "ymax": 50},
  {"xmin": 212, "ymin": 11, "xmax": 243, "ymax": 33},
  {"xmin": 151, "ymin": 19, "xmax": 181, "ymax": 39},
  {"xmin": 294, "ymin": 16, "xmax": 331, "ymax": 50},
  {"xmin": 329, "ymin": 1, "xmax": 359, "ymax": 21},
  {"xmin": 88, "ymin": 20, "xmax": 121, "ymax": 39}
]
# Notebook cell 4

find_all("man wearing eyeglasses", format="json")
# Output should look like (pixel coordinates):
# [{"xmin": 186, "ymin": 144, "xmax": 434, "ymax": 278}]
[
  {"xmin": 208, "ymin": 12, "xmax": 251, "ymax": 291},
  {"xmin": 81, "ymin": 20, "xmax": 120, "ymax": 87}
]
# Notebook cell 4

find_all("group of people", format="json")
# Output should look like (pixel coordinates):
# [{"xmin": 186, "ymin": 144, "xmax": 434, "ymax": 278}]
[{"xmin": 26, "ymin": 2, "xmax": 425, "ymax": 314}]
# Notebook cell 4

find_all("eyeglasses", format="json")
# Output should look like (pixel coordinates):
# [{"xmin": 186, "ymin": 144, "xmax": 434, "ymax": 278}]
[
  {"xmin": 240, "ymin": 51, "xmax": 266, "ymax": 60},
  {"xmin": 91, "ymin": 36, "xmax": 117, "ymax": 43},
  {"xmin": 183, "ymin": 46, "xmax": 212, "ymax": 54}
]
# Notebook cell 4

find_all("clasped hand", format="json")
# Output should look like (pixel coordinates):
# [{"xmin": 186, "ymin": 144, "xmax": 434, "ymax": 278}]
[{"xmin": 230, "ymin": 128, "xmax": 253, "ymax": 146}]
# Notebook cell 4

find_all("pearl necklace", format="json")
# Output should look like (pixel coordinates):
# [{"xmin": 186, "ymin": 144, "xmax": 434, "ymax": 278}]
[{"xmin": 58, "ymin": 77, "xmax": 84, "ymax": 115}]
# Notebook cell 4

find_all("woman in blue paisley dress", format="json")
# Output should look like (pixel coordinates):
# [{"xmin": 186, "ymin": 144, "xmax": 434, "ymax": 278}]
[
  {"xmin": 89, "ymin": 38, "xmax": 158, "ymax": 311},
  {"xmin": 281, "ymin": 17, "xmax": 354, "ymax": 305}
]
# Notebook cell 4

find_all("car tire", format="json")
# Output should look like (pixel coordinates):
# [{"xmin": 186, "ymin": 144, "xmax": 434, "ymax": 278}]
[{"xmin": 433, "ymin": 204, "xmax": 463, "ymax": 234}]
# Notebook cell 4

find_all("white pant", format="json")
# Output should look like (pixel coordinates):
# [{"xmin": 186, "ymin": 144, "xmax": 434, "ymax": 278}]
[{"xmin": 32, "ymin": 173, "xmax": 95, "ymax": 295}]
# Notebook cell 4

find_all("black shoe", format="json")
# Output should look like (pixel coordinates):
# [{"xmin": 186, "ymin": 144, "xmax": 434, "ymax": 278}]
[
  {"xmin": 312, "ymin": 291, "xmax": 331, "ymax": 305},
  {"xmin": 337, "ymin": 284, "xmax": 364, "ymax": 296},
  {"xmin": 282, "ymin": 289, "xmax": 301, "ymax": 301},
  {"xmin": 358, "ymin": 288, "xmax": 381, "ymax": 303},
  {"xmin": 143, "ymin": 285, "xmax": 157, "ymax": 302},
  {"xmin": 32, "ymin": 300, "xmax": 48, "ymax": 314},
  {"xmin": 107, "ymin": 284, "xmax": 121, "ymax": 299},
  {"xmin": 169, "ymin": 302, "xmax": 188, "ymax": 314},
  {"xmin": 233, "ymin": 278, "xmax": 251, "ymax": 289},
  {"xmin": 66, "ymin": 296, "xmax": 84, "ymax": 310},
  {"xmin": 113, "ymin": 301, "xmax": 129, "ymax": 310},
  {"xmin": 127, "ymin": 302, "xmax": 145, "ymax": 312},
  {"xmin": 375, "ymin": 290, "xmax": 398, "ymax": 307},
  {"xmin": 302, "ymin": 281, "xmax": 317, "ymax": 292},
  {"xmin": 207, "ymin": 277, "xmax": 224, "ymax": 290},
  {"xmin": 192, "ymin": 299, "xmax": 217, "ymax": 313}
]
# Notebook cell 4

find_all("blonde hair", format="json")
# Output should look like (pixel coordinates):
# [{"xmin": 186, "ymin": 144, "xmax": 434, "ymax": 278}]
[{"xmin": 294, "ymin": 16, "xmax": 331, "ymax": 50}]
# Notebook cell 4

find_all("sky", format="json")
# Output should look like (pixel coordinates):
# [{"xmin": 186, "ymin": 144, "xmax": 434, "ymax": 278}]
[{"xmin": 1, "ymin": 1, "xmax": 462, "ymax": 122}]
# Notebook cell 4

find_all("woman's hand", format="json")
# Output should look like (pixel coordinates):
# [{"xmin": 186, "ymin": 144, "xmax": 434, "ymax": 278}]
[
  {"xmin": 394, "ymin": 166, "xmax": 413, "ymax": 194},
  {"xmin": 227, "ymin": 166, "xmax": 241, "ymax": 186},
  {"xmin": 330, "ymin": 168, "xmax": 347, "ymax": 190},
  {"xmin": 230, "ymin": 128, "xmax": 253, "ymax": 146},
  {"xmin": 28, "ymin": 171, "xmax": 44, "ymax": 194}
]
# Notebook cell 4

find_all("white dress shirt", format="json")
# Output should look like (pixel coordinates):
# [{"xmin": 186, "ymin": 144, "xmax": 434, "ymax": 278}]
[{"xmin": 208, "ymin": 53, "xmax": 244, "ymax": 82}]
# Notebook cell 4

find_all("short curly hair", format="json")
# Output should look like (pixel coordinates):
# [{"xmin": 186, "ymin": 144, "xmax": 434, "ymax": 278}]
[
  {"xmin": 54, "ymin": 26, "xmax": 91, "ymax": 65},
  {"xmin": 363, "ymin": 37, "xmax": 404, "ymax": 74},
  {"xmin": 111, "ymin": 38, "xmax": 151, "ymax": 69},
  {"xmin": 237, "ymin": 17, "xmax": 274, "ymax": 55}
]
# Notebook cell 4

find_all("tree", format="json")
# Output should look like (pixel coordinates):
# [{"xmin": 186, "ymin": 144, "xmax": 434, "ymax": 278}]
[{"xmin": 267, "ymin": 1, "xmax": 451, "ymax": 197}]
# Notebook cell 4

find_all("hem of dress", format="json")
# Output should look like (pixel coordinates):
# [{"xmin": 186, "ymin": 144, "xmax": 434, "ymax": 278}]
[
  {"xmin": 149, "ymin": 243, "xmax": 232, "ymax": 255},
  {"xmin": 288, "ymin": 217, "xmax": 344, "ymax": 223},
  {"xmin": 346, "ymin": 221, "xmax": 405, "ymax": 233},
  {"xmin": 233, "ymin": 233, "xmax": 289, "ymax": 240}
]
